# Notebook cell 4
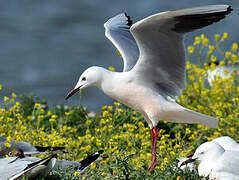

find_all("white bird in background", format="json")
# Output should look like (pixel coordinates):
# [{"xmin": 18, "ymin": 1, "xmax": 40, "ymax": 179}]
[
  {"xmin": 66, "ymin": 5, "xmax": 232, "ymax": 171},
  {"xmin": 183, "ymin": 141, "xmax": 239, "ymax": 180},
  {"xmin": 178, "ymin": 136, "xmax": 239, "ymax": 173},
  {"xmin": 207, "ymin": 61, "xmax": 239, "ymax": 86}
]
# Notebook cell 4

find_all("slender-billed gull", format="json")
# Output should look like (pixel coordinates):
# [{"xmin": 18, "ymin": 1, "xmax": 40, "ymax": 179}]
[
  {"xmin": 178, "ymin": 136, "xmax": 239, "ymax": 173},
  {"xmin": 66, "ymin": 5, "xmax": 232, "ymax": 171},
  {"xmin": 183, "ymin": 141, "xmax": 239, "ymax": 180}
]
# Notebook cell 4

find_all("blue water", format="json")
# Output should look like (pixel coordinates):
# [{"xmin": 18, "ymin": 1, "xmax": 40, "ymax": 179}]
[{"xmin": 0, "ymin": 0, "xmax": 238, "ymax": 111}]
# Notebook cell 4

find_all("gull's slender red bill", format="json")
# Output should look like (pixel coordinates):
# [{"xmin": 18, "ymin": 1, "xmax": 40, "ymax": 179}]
[{"xmin": 65, "ymin": 88, "xmax": 79, "ymax": 100}]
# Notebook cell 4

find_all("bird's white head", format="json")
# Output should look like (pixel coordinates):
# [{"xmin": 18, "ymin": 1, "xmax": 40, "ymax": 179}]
[
  {"xmin": 66, "ymin": 66, "xmax": 107, "ymax": 100},
  {"xmin": 192, "ymin": 141, "xmax": 225, "ymax": 163}
]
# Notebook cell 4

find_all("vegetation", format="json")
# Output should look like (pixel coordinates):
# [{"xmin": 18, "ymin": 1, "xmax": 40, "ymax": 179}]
[{"xmin": 0, "ymin": 33, "xmax": 238, "ymax": 179}]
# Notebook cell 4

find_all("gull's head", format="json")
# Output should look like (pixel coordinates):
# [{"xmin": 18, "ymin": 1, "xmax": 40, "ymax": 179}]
[
  {"xmin": 192, "ymin": 141, "xmax": 224, "ymax": 163},
  {"xmin": 66, "ymin": 66, "xmax": 106, "ymax": 100}
]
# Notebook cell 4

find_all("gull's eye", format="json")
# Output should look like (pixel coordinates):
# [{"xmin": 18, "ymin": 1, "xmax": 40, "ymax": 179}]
[
  {"xmin": 82, "ymin": 77, "xmax": 86, "ymax": 81},
  {"xmin": 8, "ymin": 151, "xmax": 12, "ymax": 156}
]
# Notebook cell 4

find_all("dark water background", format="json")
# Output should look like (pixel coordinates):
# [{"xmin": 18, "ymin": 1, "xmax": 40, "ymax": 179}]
[{"xmin": 0, "ymin": 0, "xmax": 238, "ymax": 111}]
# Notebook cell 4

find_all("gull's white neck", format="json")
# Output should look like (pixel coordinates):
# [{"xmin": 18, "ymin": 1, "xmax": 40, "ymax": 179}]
[{"xmin": 94, "ymin": 68, "xmax": 131, "ymax": 101}]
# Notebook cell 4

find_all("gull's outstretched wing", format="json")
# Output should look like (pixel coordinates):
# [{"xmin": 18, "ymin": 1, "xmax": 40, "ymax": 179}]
[
  {"xmin": 104, "ymin": 13, "xmax": 139, "ymax": 72},
  {"xmin": 130, "ymin": 5, "xmax": 232, "ymax": 97}
]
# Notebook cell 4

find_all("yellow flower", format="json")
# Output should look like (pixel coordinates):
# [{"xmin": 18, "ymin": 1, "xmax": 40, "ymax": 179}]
[
  {"xmin": 101, "ymin": 105, "xmax": 107, "ymax": 111},
  {"xmin": 185, "ymin": 128, "xmax": 191, "ymax": 135},
  {"xmin": 11, "ymin": 93, "xmax": 17, "ymax": 98},
  {"xmin": 5, "ymin": 142, "xmax": 11, "ymax": 148},
  {"xmin": 211, "ymin": 55, "xmax": 217, "ymax": 62},
  {"xmin": 202, "ymin": 38, "xmax": 209, "ymax": 46},
  {"xmin": 219, "ymin": 61, "xmax": 225, "ymax": 67},
  {"xmin": 40, "ymin": 108, "xmax": 45, "ymax": 114},
  {"xmin": 114, "ymin": 102, "xmax": 121, "ymax": 107},
  {"xmin": 225, "ymin": 51, "xmax": 232, "ymax": 59},
  {"xmin": 232, "ymin": 42, "xmax": 238, "ymax": 52},
  {"xmin": 0, "ymin": 84, "xmax": 2, "ymax": 91},
  {"xmin": 34, "ymin": 103, "xmax": 41, "ymax": 109},
  {"xmin": 193, "ymin": 36, "xmax": 201, "ymax": 45},
  {"xmin": 108, "ymin": 66, "xmax": 115, "ymax": 72},
  {"xmin": 4, "ymin": 96, "xmax": 9, "ymax": 102},
  {"xmin": 64, "ymin": 112, "xmax": 70, "ymax": 116},
  {"xmin": 187, "ymin": 46, "xmax": 194, "ymax": 54},
  {"xmin": 232, "ymin": 54, "xmax": 238, "ymax": 63},
  {"xmin": 86, "ymin": 119, "xmax": 91, "ymax": 126},
  {"xmin": 221, "ymin": 32, "xmax": 229, "ymax": 41},
  {"xmin": 177, "ymin": 176, "xmax": 183, "ymax": 180},
  {"xmin": 90, "ymin": 162, "xmax": 96, "ymax": 170},
  {"xmin": 208, "ymin": 45, "xmax": 215, "ymax": 55},
  {"xmin": 214, "ymin": 34, "xmax": 220, "ymax": 41},
  {"xmin": 49, "ymin": 118, "xmax": 55, "ymax": 123},
  {"xmin": 15, "ymin": 102, "xmax": 21, "ymax": 108},
  {"xmin": 51, "ymin": 115, "xmax": 57, "ymax": 119},
  {"xmin": 74, "ymin": 171, "xmax": 80, "ymax": 177}
]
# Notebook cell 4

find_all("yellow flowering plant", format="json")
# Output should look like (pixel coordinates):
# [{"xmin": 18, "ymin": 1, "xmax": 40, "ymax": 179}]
[{"xmin": 0, "ymin": 33, "xmax": 238, "ymax": 179}]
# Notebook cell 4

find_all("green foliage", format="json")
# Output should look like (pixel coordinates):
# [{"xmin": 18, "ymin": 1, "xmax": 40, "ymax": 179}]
[{"xmin": 0, "ymin": 33, "xmax": 238, "ymax": 179}]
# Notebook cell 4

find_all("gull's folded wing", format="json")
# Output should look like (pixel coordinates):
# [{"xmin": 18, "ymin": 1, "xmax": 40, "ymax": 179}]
[
  {"xmin": 104, "ymin": 13, "xmax": 139, "ymax": 72},
  {"xmin": 130, "ymin": 5, "xmax": 232, "ymax": 97}
]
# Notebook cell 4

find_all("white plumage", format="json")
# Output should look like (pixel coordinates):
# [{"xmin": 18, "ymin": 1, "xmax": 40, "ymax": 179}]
[{"xmin": 66, "ymin": 5, "xmax": 232, "ymax": 171}]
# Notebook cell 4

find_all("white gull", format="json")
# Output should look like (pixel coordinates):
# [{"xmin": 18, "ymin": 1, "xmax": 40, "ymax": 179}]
[
  {"xmin": 66, "ymin": 5, "xmax": 232, "ymax": 171},
  {"xmin": 184, "ymin": 141, "xmax": 239, "ymax": 180}
]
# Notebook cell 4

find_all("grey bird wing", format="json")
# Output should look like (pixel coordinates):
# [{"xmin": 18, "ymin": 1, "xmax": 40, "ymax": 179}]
[
  {"xmin": 53, "ymin": 159, "xmax": 82, "ymax": 171},
  {"xmin": 212, "ymin": 150, "xmax": 239, "ymax": 178},
  {"xmin": 130, "ymin": 5, "xmax": 232, "ymax": 97},
  {"xmin": 104, "ymin": 13, "xmax": 139, "ymax": 72},
  {"xmin": 0, "ymin": 157, "xmax": 35, "ymax": 179},
  {"xmin": 51, "ymin": 150, "xmax": 104, "ymax": 174},
  {"xmin": 212, "ymin": 136, "xmax": 239, "ymax": 151},
  {"xmin": 8, "ymin": 156, "xmax": 55, "ymax": 180}
]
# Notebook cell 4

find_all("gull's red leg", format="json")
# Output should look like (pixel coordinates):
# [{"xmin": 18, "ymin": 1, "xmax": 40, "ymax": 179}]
[{"xmin": 149, "ymin": 126, "xmax": 158, "ymax": 172}]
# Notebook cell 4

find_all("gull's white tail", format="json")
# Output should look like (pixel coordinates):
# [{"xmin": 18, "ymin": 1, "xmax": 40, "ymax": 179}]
[
  {"xmin": 183, "ymin": 109, "xmax": 218, "ymax": 127},
  {"xmin": 163, "ymin": 106, "xmax": 218, "ymax": 128}
]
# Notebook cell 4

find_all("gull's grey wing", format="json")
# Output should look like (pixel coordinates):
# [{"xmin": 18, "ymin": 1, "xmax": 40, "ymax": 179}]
[
  {"xmin": 8, "ymin": 156, "xmax": 55, "ymax": 180},
  {"xmin": 104, "ymin": 13, "xmax": 139, "ymax": 72},
  {"xmin": 52, "ymin": 150, "xmax": 104, "ymax": 173},
  {"xmin": 0, "ymin": 157, "xmax": 39, "ymax": 179},
  {"xmin": 130, "ymin": 5, "xmax": 232, "ymax": 97},
  {"xmin": 212, "ymin": 136, "xmax": 239, "ymax": 151},
  {"xmin": 212, "ymin": 150, "xmax": 239, "ymax": 178},
  {"xmin": 53, "ymin": 159, "xmax": 82, "ymax": 171}
]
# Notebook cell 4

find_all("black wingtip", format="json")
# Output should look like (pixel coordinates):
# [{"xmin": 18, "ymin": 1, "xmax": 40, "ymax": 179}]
[
  {"xmin": 124, "ymin": 12, "xmax": 133, "ymax": 27},
  {"xmin": 172, "ymin": 5, "xmax": 233, "ymax": 33},
  {"xmin": 97, "ymin": 150, "xmax": 104, "ymax": 154},
  {"xmin": 227, "ymin": 5, "xmax": 233, "ymax": 14}
]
